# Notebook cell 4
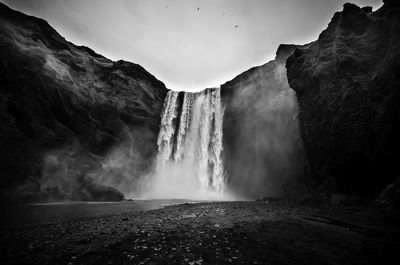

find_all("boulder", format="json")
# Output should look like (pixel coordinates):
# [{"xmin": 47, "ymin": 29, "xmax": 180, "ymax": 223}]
[
  {"xmin": 375, "ymin": 177, "xmax": 400, "ymax": 211},
  {"xmin": 71, "ymin": 183, "xmax": 124, "ymax": 202}
]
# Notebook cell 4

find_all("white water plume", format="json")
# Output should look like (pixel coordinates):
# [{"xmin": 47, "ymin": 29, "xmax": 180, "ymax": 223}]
[{"xmin": 141, "ymin": 88, "xmax": 230, "ymax": 200}]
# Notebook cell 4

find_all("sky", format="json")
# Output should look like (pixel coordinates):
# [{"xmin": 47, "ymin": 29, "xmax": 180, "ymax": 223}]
[{"xmin": 2, "ymin": 0, "xmax": 383, "ymax": 91}]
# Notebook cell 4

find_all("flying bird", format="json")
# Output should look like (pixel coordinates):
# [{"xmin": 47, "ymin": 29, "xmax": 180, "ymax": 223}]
[
  {"xmin": 197, "ymin": 7, "xmax": 200, "ymax": 11},
  {"xmin": 235, "ymin": 25, "xmax": 239, "ymax": 28}
]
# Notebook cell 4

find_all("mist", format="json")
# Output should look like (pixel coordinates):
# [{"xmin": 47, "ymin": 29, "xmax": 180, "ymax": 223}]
[
  {"xmin": 138, "ymin": 158, "xmax": 235, "ymax": 201},
  {"xmin": 223, "ymin": 56, "xmax": 307, "ymax": 199},
  {"xmin": 36, "ymin": 57, "xmax": 306, "ymax": 201},
  {"xmin": 89, "ymin": 128, "xmax": 155, "ymax": 197},
  {"xmin": 31, "ymin": 125, "xmax": 157, "ymax": 201},
  {"xmin": 138, "ymin": 89, "xmax": 237, "ymax": 200},
  {"xmin": 31, "ymin": 55, "xmax": 306, "ymax": 202}
]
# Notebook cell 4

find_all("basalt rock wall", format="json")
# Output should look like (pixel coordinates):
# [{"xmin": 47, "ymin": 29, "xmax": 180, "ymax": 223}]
[
  {"xmin": 286, "ymin": 1, "xmax": 400, "ymax": 196},
  {"xmin": 0, "ymin": 3, "xmax": 168, "ymax": 201}
]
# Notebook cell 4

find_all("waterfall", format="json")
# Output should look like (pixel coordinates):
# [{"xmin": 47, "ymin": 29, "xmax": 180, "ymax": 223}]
[
  {"xmin": 155, "ymin": 87, "xmax": 226, "ymax": 194},
  {"xmin": 157, "ymin": 91, "xmax": 179, "ymax": 161}
]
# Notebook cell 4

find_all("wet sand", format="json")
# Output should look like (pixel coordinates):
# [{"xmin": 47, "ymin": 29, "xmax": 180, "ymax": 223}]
[{"xmin": 1, "ymin": 200, "xmax": 399, "ymax": 265}]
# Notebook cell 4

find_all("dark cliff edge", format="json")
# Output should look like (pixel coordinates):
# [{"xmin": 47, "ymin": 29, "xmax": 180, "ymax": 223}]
[
  {"xmin": 221, "ymin": 44, "xmax": 308, "ymax": 199},
  {"xmin": 286, "ymin": 1, "xmax": 400, "ymax": 198},
  {"xmin": 0, "ymin": 3, "xmax": 168, "ymax": 202}
]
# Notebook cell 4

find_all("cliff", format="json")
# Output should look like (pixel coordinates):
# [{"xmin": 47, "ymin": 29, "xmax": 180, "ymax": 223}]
[
  {"xmin": 221, "ymin": 44, "xmax": 307, "ymax": 199},
  {"xmin": 0, "ymin": 3, "xmax": 168, "ymax": 201},
  {"xmin": 286, "ymin": 1, "xmax": 400, "ymax": 196}
]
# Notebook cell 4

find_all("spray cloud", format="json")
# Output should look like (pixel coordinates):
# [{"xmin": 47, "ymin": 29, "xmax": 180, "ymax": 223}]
[{"xmin": 140, "ymin": 88, "xmax": 233, "ymax": 200}]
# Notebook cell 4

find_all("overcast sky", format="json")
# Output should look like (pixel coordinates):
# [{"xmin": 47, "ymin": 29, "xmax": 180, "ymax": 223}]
[{"xmin": 2, "ymin": 0, "xmax": 382, "ymax": 91}]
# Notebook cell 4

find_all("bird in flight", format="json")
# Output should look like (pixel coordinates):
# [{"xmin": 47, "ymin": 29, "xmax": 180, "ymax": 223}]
[
  {"xmin": 197, "ymin": 7, "xmax": 200, "ymax": 11},
  {"xmin": 235, "ymin": 25, "xmax": 239, "ymax": 28}
]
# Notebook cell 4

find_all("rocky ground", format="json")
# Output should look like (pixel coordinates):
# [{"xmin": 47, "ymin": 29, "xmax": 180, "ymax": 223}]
[{"xmin": 1, "ymin": 200, "xmax": 399, "ymax": 265}]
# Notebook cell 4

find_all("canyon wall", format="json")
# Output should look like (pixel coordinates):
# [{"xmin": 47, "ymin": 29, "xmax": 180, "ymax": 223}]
[
  {"xmin": 221, "ymin": 45, "xmax": 307, "ymax": 199},
  {"xmin": 0, "ymin": 3, "xmax": 168, "ymax": 201},
  {"xmin": 4, "ymin": 0, "xmax": 399, "ymax": 202},
  {"xmin": 286, "ymin": 1, "xmax": 400, "ymax": 197}
]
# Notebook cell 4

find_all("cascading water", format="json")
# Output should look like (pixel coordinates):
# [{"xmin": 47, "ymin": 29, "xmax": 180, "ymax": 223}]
[
  {"xmin": 157, "ymin": 90, "xmax": 179, "ymax": 162},
  {"xmin": 142, "ymin": 87, "xmax": 227, "ymax": 199}
]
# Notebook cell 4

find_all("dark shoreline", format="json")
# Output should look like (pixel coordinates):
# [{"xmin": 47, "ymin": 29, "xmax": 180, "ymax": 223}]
[{"xmin": 1, "ymin": 200, "xmax": 399, "ymax": 265}]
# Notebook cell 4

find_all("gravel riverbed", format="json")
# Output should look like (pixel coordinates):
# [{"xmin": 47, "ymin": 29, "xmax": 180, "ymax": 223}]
[{"xmin": 1, "ymin": 200, "xmax": 399, "ymax": 265}]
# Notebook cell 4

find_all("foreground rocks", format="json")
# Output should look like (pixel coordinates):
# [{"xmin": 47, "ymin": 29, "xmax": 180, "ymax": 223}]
[
  {"xmin": 286, "ymin": 2, "xmax": 400, "ymax": 196},
  {"xmin": 1, "ymin": 201, "xmax": 399, "ymax": 265},
  {"xmin": 0, "ymin": 3, "xmax": 168, "ymax": 201}
]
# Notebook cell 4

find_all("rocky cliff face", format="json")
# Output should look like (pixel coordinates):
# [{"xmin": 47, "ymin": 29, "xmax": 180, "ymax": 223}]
[
  {"xmin": 0, "ymin": 3, "xmax": 168, "ymax": 201},
  {"xmin": 221, "ymin": 45, "xmax": 307, "ymax": 199},
  {"xmin": 286, "ymin": 1, "xmax": 400, "ymax": 196}
]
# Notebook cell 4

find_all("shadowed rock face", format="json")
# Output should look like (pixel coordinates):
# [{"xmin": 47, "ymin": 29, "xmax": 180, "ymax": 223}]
[
  {"xmin": 221, "ymin": 45, "xmax": 307, "ymax": 199},
  {"xmin": 286, "ymin": 3, "xmax": 400, "ymax": 196},
  {"xmin": 0, "ymin": 3, "xmax": 168, "ymax": 201}
]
